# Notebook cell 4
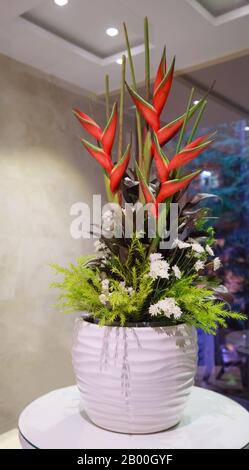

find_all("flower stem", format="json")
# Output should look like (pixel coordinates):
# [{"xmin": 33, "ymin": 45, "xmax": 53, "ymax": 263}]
[
  {"xmin": 123, "ymin": 22, "xmax": 143, "ymax": 201},
  {"xmin": 148, "ymin": 201, "xmax": 170, "ymax": 255},
  {"xmin": 175, "ymin": 87, "xmax": 195, "ymax": 156},
  {"xmin": 187, "ymin": 100, "xmax": 207, "ymax": 144},
  {"xmin": 118, "ymin": 55, "xmax": 126, "ymax": 162},
  {"xmin": 105, "ymin": 74, "xmax": 110, "ymax": 120},
  {"xmin": 144, "ymin": 17, "xmax": 150, "ymax": 102}
]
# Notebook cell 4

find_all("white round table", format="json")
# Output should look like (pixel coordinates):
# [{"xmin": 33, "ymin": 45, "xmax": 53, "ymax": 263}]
[{"xmin": 18, "ymin": 386, "xmax": 249, "ymax": 449}]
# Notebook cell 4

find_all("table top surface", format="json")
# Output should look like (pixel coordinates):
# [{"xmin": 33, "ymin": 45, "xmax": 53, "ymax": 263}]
[{"xmin": 18, "ymin": 386, "xmax": 249, "ymax": 449}]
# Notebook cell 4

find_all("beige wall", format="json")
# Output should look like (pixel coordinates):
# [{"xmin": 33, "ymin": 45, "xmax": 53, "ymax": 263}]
[{"xmin": 0, "ymin": 53, "xmax": 107, "ymax": 433}]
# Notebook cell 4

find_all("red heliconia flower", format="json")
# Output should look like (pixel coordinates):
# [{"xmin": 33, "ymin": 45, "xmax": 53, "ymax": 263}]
[
  {"xmin": 74, "ymin": 101, "xmax": 129, "ymax": 194},
  {"xmin": 82, "ymin": 139, "xmax": 130, "ymax": 194},
  {"xmin": 167, "ymin": 134, "xmax": 213, "ymax": 174},
  {"xmin": 126, "ymin": 50, "xmax": 175, "ymax": 132},
  {"xmin": 135, "ymin": 163, "xmax": 157, "ymax": 216},
  {"xmin": 156, "ymin": 171, "xmax": 201, "ymax": 204},
  {"xmin": 152, "ymin": 133, "xmax": 213, "ymax": 183},
  {"xmin": 101, "ymin": 103, "xmax": 118, "ymax": 155},
  {"xmin": 153, "ymin": 135, "xmax": 169, "ymax": 183},
  {"xmin": 136, "ymin": 163, "xmax": 200, "ymax": 218},
  {"xmin": 153, "ymin": 57, "xmax": 175, "ymax": 117},
  {"xmin": 110, "ymin": 144, "xmax": 131, "ymax": 193},
  {"xmin": 148, "ymin": 99, "xmax": 206, "ymax": 157},
  {"xmin": 74, "ymin": 102, "xmax": 117, "ymax": 155},
  {"xmin": 153, "ymin": 46, "xmax": 166, "ymax": 94},
  {"xmin": 81, "ymin": 139, "xmax": 114, "ymax": 174},
  {"xmin": 125, "ymin": 83, "xmax": 160, "ymax": 131},
  {"xmin": 73, "ymin": 110, "xmax": 102, "ymax": 141}
]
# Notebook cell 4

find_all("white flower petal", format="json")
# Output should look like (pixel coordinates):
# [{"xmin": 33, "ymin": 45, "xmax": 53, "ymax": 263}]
[
  {"xmin": 99, "ymin": 294, "xmax": 108, "ymax": 305},
  {"xmin": 194, "ymin": 260, "xmax": 205, "ymax": 271},
  {"xmin": 149, "ymin": 298, "xmax": 182, "ymax": 320},
  {"xmin": 172, "ymin": 239, "xmax": 191, "ymax": 249},
  {"xmin": 213, "ymin": 257, "xmax": 221, "ymax": 271},
  {"xmin": 206, "ymin": 245, "xmax": 214, "ymax": 256},
  {"xmin": 172, "ymin": 265, "xmax": 182, "ymax": 279}
]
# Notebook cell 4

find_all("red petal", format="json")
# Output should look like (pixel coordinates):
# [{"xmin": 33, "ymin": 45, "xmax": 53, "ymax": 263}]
[
  {"xmin": 183, "ymin": 134, "xmax": 210, "ymax": 150},
  {"xmin": 153, "ymin": 136, "xmax": 169, "ymax": 183},
  {"xmin": 157, "ymin": 118, "xmax": 184, "ymax": 146},
  {"xmin": 157, "ymin": 171, "xmax": 200, "ymax": 204},
  {"xmin": 153, "ymin": 47, "xmax": 166, "ymax": 96},
  {"xmin": 135, "ymin": 163, "xmax": 155, "ymax": 203},
  {"xmin": 81, "ymin": 139, "xmax": 113, "ymax": 174},
  {"xmin": 110, "ymin": 144, "xmax": 131, "ymax": 193},
  {"xmin": 135, "ymin": 163, "xmax": 157, "ymax": 217},
  {"xmin": 167, "ymin": 136, "xmax": 211, "ymax": 173},
  {"xmin": 153, "ymin": 57, "xmax": 175, "ymax": 116},
  {"xmin": 101, "ymin": 102, "xmax": 117, "ymax": 155},
  {"xmin": 157, "ymin": 100, "xmax": 207, "ymax": 146},
  {"xmin": 73, "ymin": 109, "xmax": 102, "ymax": 141},
  {"xmin": 126, "ymin": 82, "xmax": 160, "ymax": 131},
  {"xmin": 141, "ymin": 183, "xmax": 158, "ymax": 217}
]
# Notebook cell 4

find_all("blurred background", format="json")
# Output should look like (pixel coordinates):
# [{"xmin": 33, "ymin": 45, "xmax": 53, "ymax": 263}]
[{"xmin": 0, "ymin": 0, "xmax": 249, "ymax": 445}]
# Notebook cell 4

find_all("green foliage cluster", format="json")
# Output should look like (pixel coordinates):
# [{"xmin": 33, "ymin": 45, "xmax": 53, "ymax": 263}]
[
  {"xmin": 50, "ymin": 257, "xmax": 104, "ymax": 315},
  {"xmin": 51, "ymin": 239, "xmax": 155, "ymax": 326},
  {"xmin": 164, "ymin": 276, "xmax": 244, "ymax": 334},
  {"xmin": 51, "ymin": 237, "xmax": 245, "ymax": 332}
]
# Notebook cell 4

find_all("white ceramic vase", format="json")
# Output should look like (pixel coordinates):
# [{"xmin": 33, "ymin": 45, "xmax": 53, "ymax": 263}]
[{"xmin": 72, "ymin": 318, "xmax": 197, "ymax": 434}]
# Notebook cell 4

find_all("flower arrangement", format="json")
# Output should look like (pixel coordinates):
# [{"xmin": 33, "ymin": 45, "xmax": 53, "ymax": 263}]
[{"xmin": 51, "ymin": 18, "xmax": 245, "ymax": 332}]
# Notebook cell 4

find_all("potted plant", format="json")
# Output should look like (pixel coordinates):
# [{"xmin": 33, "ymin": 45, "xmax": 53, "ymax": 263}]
[{"xmin": 51, "ymin": 18, "xmax": 245, "ymax": 434}]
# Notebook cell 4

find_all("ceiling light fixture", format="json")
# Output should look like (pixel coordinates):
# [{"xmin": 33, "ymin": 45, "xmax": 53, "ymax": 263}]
[
  {"xmin": 245, "ymin": 126, "xmax": 249, "ymax": 132},
  {"xmin": 54, "ymin": 0, "xmax": 69, "ymax": 6},
  {"xmin": 106, "ymin": 27, "xmax": 119, "ymax": 37}
]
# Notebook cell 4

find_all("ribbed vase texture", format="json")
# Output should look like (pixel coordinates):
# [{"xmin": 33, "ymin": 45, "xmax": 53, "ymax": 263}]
[{"xmin": 72, "ymin": 318, "xmax": 197, "ymax": 434}]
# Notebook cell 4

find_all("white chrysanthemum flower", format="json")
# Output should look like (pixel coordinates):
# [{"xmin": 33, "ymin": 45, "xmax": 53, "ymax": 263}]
[
  {"xmin": 149, "ymin": 259, "xmax": 170, "ymax": 279},
  {"xmin": 101, "ymin": 279, "xmax": 109, "ymax": 293},
  {"xmin": 149, "ymin": 298, "xmax": 182, "ymax": 319},
  {"xmin": 99, "ymin": 294, "xmax": 108, "ymax": 305},
  {"xmin": 172, "ymin": 265, "xmax": 182, "ymax": 279},
  {"xmin": 127, "ymin": 287, "xmax": 133, "ymax": 295},
  {"xmin": 213, "ymin": 257, "xmax": 221, "ymax": 271},
  {"xmin": 172, "ymin": 239, "xmax": 191, "ymax": 249},
  {"xmin": 94, "ymin": 240, "xmax": 106, "ymax": 252},
  {"xmin": 194, "ymin": 260, "xmax": 205, "ymax": 272},
  {"xmin": 149, "ymin": 253, "xmax": 163, "ymax": 262},
  {"xmin": 206, "ymin": 245, "xmax": 214, "ymax": 256},
  {"xmin": 191, "ymin": 242, "xmax": 205, "ymax": 254}
]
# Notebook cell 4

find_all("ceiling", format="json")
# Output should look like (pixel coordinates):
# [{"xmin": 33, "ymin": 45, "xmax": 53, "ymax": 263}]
[
  {"xmin": 165, "ymin": 53, "xmax": 249, "ymax": 128},
  {"xmin": 0, "ymin": 0, "xmax": 249, "ymax": 95},
  {"xmin": 197, "ymin": 0, "xmax": 249, "ymax": 17}
]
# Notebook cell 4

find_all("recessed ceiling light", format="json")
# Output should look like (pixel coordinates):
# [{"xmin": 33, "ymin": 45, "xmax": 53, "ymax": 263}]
[
  {"xmin": 54, "ymin": 0, "xmax": 69, "ymax": 6},
  {"xmin": 106, "ymin": 27, "xmax": 119, "ymax": 37},
  {"xmin": 116, "ymin": 58, "xmax": 123, "ymax": 65},
  {"xmin": 245, "ymin": 126, "xmax": 249, "ymax": 131},
  {"xmin": 193, "ymin": 100, "xmax": 200, "ymax": 105}
]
